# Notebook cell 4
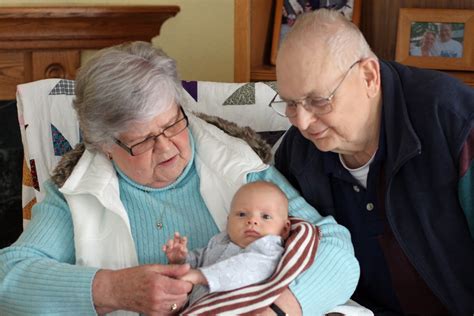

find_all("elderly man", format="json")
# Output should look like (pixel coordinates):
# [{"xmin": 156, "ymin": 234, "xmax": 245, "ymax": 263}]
[
  {"xmin": 434, "ymin": 23, "xmax": 463, "ymax": 58},
  {"xmin": 273, "ymin": 9, "xmax": 474, "ymax": 315}
]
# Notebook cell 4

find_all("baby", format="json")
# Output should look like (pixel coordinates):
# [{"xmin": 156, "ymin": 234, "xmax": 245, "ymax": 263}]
[{"xmin": 163, "ymin": 181, "xmax": 291, "ymax": 305}]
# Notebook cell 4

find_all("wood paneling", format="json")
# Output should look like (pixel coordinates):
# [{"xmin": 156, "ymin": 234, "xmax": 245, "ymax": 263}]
[
  {"xmin": 360, "ymin": 0, "xmax": 474, "ymax": 60},
  {"xmin": 0, "ymin": 6, "xmax": 180, "ymax": 100},
  {"xmin": 360, "ymin": 0, "xmax": 474, "ymax": 87},
  {"xmin": 234, "ymin": 0, "xmax": 251, "ymax": 82},
  {"xmin": 235, "ymin": 0, "xmax": 474, "ymax": 86},
  {"xmin": 234, "ymin": 0, "xmax": 275, "ymax": 82},
  {"xmin": 31, "ymin": 51, "xmax": 80, "ymax": 81},
  {"xmin": 0, "ymin": 52, "xmax": 24, "ymax": 100}
]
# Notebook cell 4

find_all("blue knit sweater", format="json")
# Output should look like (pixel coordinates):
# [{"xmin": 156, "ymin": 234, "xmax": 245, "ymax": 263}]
[{"xmin": 0, "ymin": 153, "xmax": 359, "ymax": 315}]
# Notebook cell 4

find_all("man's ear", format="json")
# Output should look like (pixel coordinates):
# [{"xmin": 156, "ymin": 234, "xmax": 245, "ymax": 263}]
[{"xmin": 359, "ymin": 58, "xmax": 380, "ymax": 98}]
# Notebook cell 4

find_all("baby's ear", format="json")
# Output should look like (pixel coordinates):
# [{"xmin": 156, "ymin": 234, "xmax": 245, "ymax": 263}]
[{"xmin": 282, "ymin": 220, "xmax": 291, "ymax": 239}]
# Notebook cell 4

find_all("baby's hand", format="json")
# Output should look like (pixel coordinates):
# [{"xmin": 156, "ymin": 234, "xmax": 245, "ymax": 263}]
[
  {"xmin": 180, "ymin": 269, "xmax": 208, "ymax": 286},
  {"xmin": 162, "ymin": 232, "xmax": 188, "ymax": 264}
]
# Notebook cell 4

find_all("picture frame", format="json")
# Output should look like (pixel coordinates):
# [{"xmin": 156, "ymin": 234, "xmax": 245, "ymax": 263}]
[
  {"xmin": 395, "ymin": 8, "xmax": 474, "ymax": 71},
  {"xmin": 270, "ymin": 0, "xmax": 362, "ymax": 65}
]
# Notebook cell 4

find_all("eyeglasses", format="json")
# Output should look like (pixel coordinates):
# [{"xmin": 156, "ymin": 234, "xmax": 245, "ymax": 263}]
[
  {"xmin": 114, "ymin": 106, "xmax": 189, "ymax": 156},
  {"xmin": 269, "ymin": 60, "xmax": 361, "ymax": 118}
]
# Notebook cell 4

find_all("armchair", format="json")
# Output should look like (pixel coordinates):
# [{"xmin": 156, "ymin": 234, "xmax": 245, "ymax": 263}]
[
  {"xmin": 15, "ymin": 78, "xmax": 372, "ymax": 315},
  {"xmin": 16, "ymin": 79, "xmax": 289, "ymax": 226}
]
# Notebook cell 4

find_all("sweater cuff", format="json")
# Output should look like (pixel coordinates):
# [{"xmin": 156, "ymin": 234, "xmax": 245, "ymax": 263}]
[{"xmin": 199, "ymin": 267, "xmax": 218, "ymax": 293}]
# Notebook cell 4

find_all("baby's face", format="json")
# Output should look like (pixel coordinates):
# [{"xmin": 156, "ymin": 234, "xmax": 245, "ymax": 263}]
[{"xmin": 227, "ymin": 183, "xmax": 290, "ymax": 248}]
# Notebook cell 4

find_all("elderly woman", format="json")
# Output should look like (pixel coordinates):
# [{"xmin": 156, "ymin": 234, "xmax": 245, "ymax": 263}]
[{"xmin": 0, "ymin": 41, "xmax": 359, "ymax": 315}]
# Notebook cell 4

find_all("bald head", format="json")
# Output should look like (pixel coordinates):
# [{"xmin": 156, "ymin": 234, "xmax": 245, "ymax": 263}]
[
  {"xmin": 231, "ymin": 181, "xmax": 288, "ymax": 218},
  {"xmin": 277, "ymin": 9, "xmax": 374, "ymax": 76}
]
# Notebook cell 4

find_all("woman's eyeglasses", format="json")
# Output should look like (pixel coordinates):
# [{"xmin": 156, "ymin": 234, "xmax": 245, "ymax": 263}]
[{"xmin": 114, "ymin": 106, "xmax": 189, "ymax": 156}]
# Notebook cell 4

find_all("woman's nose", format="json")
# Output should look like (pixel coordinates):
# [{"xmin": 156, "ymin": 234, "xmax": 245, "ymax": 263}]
[{"xmin": 153, "ymin": 134, "xmax": 172, "ymax": 151}]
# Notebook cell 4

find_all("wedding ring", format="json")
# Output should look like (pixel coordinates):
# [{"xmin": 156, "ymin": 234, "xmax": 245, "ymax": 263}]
[{"xmin": 170, "ymin": 303, "xmax": 178, "ymax": 312}]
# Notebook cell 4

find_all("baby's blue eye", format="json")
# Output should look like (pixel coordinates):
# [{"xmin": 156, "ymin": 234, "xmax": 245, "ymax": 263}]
[{"xmin": 262, "ymin": 214, "xmax": 272, "ymax": 220}]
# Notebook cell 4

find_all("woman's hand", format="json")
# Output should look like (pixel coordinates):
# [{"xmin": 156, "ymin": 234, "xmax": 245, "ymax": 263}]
[
  {"xmin": 163, "ymin": 232, "xmax": 188, "ymax": 264},
  {"xmin": 92, "ymin": 263, "xmax": 192, "ymax": 315}
]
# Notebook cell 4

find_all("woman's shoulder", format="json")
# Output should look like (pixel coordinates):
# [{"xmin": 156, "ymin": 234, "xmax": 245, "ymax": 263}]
[
  {"xmin": 192, "ymin": 112, "xmax": 273, "ymax": 164},
  {"xmin": 51, "ymin": 143, "xmax": 86, "ymax": 187}
]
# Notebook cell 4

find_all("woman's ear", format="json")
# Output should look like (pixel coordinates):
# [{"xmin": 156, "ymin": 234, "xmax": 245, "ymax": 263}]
[
  {"xmin": 359, "ymin": 58, "xmax": 380, "ymax": 98},
  {"xmin": 100, "ymin": 144, "xmax": 113, "ymax": 160}
]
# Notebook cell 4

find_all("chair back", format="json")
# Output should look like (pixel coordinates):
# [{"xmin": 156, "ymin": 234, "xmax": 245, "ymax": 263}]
[{"xmin": 16, "ymin": 79, "xmax": 290, "ymax": 227}]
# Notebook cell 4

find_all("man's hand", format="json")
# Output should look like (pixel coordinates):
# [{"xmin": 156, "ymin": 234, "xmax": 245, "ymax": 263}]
[
  {"xmin": 163, "ymin": 232, "xmax": 188, "ymax": 264},
  {"xmin": 92, "ymin": 263, "xmax": 192, "ymax": 315}
]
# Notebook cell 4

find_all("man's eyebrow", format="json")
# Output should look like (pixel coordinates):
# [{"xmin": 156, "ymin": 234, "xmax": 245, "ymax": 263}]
[{"xmin": 281, "ymin": 89, "xmax": 326, "ymax": 102}]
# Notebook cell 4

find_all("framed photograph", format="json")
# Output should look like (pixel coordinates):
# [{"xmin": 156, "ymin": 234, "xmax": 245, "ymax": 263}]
[
  {"xmin": 270, "ymin": 0, "xmax": 362, "ymax": 65},
  {"xmin": 395, "ymin": 8, "xmax": 474, "ymax": 71}
]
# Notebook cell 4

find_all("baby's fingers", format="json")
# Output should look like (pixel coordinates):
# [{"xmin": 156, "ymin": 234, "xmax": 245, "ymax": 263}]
[{"xmin": 180, "ymin": 236, "xmax": 188, "ymax": 247}]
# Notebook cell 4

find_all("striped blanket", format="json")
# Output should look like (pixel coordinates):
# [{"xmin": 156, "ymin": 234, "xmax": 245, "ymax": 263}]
[{"xmin": 182, "ymin": 218, "xmax": 320, "ymax": 315}]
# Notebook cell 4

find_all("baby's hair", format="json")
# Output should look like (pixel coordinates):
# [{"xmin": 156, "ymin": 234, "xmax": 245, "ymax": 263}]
[{"xmin": 232, "ymin": 181, "xmax": 289, "ymax": 212}]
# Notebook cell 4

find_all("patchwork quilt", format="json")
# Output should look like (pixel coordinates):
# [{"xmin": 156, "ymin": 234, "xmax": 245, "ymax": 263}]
[{"xmin": 16, "ymin": 79, "xmax": 290, "ymax": 226}]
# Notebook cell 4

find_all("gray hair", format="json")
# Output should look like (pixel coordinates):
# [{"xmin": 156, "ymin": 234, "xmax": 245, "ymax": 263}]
[
  {"xmin": 74, "ymin": 41, "xmax": 183, "ymax": 151},
  {"xmin": 281, "ymin": 8, "xmax": 376, "ymax": 72}
]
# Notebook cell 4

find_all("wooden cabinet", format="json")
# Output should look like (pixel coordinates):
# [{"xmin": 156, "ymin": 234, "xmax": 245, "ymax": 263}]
[
  {"xmin": 234, "ymin": 0, "xmax": 276, "ymax": 82},
  {"xmin": 0, "ymin": 6, "xmax": 180, "ymax": 100},
  {"xmin": 234, "ymin": 0, "xmax": 474, "ymax": 87}
]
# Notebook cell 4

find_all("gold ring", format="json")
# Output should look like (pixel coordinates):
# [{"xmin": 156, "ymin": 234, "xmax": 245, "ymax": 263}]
[{"xmin": 170, "ymin": 303, "xmax": 178, "ymax": 312}]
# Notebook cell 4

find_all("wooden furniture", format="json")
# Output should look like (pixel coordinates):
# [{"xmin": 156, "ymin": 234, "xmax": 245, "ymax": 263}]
[
  {"xmin": 361, "ymin": 0, "xmax": 474, "ymax": 88},
  {"xmin": 233, "ymin": 0, "xmax": 361, "ymax": 82},
  {"xmin": 234, "ymin": 0, "xmax": 275, "ymax": 82},
  {"xmin": 234, "ymin": 0, "xmax": 474, "ymax": 87},
  {"xmin": 0, "ymin": 6, "xmax": 180, "ymax": 100}
]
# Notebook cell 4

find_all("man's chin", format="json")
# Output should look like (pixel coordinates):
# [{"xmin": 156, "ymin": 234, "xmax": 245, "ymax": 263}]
[{"xmin": 306, "ymin": 133, "xmax": 337, "ymax": 153}]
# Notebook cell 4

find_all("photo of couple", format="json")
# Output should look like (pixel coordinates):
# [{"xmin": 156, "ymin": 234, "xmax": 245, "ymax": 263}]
[
  {"xmin": 279, "ymin": 0, "xmax": 355, "ymax": 44},
  {"xmin": 409, "ymin": 22, "xmax": 464, "ymax": 58}
]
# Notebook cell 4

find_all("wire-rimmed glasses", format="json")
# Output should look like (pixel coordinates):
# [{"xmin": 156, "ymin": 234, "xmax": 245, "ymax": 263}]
[{"xmin": 269, "ymin": 60, "xmax": 361, "ymax": 117}]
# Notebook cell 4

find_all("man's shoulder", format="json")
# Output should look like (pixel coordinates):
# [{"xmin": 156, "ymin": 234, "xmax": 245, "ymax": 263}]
[
  {"xmin": 445, "ymin": 39, "xmax": 463, "ymax": 49},
  {"xmin": 383, "ymin": 60, "xmax": 452, "ymax": 86},
  {"xmin": 382, "ymin": 60, "xmax": 474, "ymax": 115},
  {"xmin": 276, "ymin": 127, "xmax": 321, "ymax": 167}
]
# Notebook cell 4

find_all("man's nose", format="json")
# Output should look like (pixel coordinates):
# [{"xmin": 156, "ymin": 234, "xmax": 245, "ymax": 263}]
[{"xmin": 291, "ymin": 105, "xmax": 316, "ymax": 131}]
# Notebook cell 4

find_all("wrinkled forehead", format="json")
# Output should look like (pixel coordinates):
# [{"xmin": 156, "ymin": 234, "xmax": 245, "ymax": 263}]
[
  {"xmin": 119, "ymin": 101, "xmax": 180, "ymax": 139},
  {"xmin": 276, "ymin": 41, "xmax": 335, "ymax": 99}
]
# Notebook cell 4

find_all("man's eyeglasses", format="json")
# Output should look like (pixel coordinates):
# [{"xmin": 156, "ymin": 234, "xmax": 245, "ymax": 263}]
[
  {"xmin": 269, "ymin": 60, "xmax": 361, "ymax": 118},
  {"xmin": 114, "ymin": 106, "xmax": 189, "ymax": 156}
]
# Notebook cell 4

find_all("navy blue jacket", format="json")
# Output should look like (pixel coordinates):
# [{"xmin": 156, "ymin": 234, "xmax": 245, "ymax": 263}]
[{"xmin": 275, "ymin": 60, "xmax": 474, "ymax": 315}]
